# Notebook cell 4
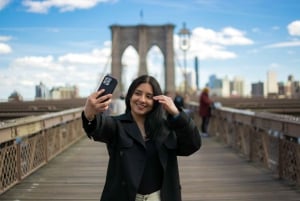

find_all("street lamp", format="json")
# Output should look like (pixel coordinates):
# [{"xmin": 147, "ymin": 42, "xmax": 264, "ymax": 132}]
[{"xmin": 178, "ymin": 22, "xmax": 191, "ymax": 95}]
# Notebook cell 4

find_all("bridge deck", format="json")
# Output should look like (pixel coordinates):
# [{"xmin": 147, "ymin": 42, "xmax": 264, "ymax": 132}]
[{"xmin": 0, "ymin": 137, "xmax": 299, "ymax": 201}]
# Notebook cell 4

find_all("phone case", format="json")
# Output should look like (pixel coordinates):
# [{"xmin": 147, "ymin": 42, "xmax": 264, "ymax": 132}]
[{"xmin": 97, "ymin": 75, "xmax": 118, "ymax": 96}]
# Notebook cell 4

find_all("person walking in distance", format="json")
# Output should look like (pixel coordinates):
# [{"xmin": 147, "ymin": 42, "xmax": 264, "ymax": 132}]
[
  {"xmin": 198, "ymin": 87, "xmax": 213, "ymax": 137},
  {"xmin": 173, "ymin": 92, "xmax": 185, "ymax": 109},
  {"xmin": 81, "ymin": 75, "xmax": 201, "ymax": 201}
]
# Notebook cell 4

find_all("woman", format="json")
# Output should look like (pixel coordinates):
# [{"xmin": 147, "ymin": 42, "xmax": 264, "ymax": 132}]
[
  {"xmin": 82, "ymin": 75, "xmax": 201, "ymax": 201},
  {"xmin": 198, "ymin": 87, "xmax": 213, "ymax": 137}
]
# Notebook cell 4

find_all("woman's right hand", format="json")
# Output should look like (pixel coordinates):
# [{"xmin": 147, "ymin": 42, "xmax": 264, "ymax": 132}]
[{"xmin": 83, "ymin": 89, "xmax": 113, "ymax": 120}]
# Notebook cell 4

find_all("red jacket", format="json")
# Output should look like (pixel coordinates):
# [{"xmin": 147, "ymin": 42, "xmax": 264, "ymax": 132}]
[{"xmin": 198, "ymin": 91, "xmax": 212, "ymax": 117}]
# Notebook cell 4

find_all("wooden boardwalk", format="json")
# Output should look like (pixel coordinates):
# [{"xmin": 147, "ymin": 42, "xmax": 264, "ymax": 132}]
[{"xmin": 1, "ymin": 136, "xmax": 299, "ymax": 201}]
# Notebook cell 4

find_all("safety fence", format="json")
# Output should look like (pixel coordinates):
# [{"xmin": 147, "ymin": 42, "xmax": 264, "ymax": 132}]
[
  {"xmin": 187, "ymin": 102, "xmax": 300, "ymax": 187},
  {"xmin": 1, "ymin": 103, "xmax": 300, "ymax": 195},
  {"xmin": 0, "ymin": 108, "xmax": 84, "ymax": 195}
]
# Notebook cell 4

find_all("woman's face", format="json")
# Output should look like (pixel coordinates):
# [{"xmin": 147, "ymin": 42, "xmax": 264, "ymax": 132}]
[{"xmin": 130, "ymin": 83, "xmax": 154, "ymax": 118}]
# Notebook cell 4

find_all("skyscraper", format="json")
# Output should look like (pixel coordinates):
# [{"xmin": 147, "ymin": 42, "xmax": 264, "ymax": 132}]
[
  {"xmin": 251, "ymin": 81, "xmax": 264, "ymax": 97},
  {"xmin": 231, "ymin": 76, "xmax": 245, "ymax": 97},
  {"xmin": 266, "ymin": 70, "xmax": 278, "ymax": 96},
  {"xmin": 35, "ymin": 82, "xmax": 49, "ymax": 99}
]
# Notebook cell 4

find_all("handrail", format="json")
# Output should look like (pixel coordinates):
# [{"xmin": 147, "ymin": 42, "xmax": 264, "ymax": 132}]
[
  {"xmin": 0, "ymin": 107, "xmax": 83, "ymax": 143},
  {"xmin": 1, "ymin": 103, "xmax": 299, "ymax": 195},
  {"xmin": 186, "ymin": 101, "xmax": 299, "ymax": 187},
  {"xmin": 0, "ymin": 107, "xmax": 85, "ymax": 194}
]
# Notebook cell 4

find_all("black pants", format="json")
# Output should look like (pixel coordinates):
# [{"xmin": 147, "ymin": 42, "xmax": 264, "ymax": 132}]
[{"xmin": 201, "ymin": 116, "xmax": 210, "ymax": 133}]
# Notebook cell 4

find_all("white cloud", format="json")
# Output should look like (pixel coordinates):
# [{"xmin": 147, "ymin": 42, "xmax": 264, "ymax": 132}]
[
  {"xmin": 0, "ymin": 36, "xmax": 12, "ymax": 41},
  {"xmin": 220, "ymin": 27, "xmax": 253, "ymax": 45},
  {"xmin": 0, "ymin": 35, "xmax": 12, "ymax": 54},
  {"xmin": 264, "ymin": 21, "xmax": 300, "ymax": 48},
  {"xmin": 192, "ymin": 27, "xmax": 253, "ymax": 45},
  {"xmin": 180, "ymin": 26, "xmax": 253, "ymax": 60},
  {"xmin": 287, "ymin": 20, "xmax": 300, "ymax": 36},
  {"xmin": 0, "ymin": 43, "xmax": 12, "ymax": 54},
  {"xmin": 0, "ymin": 0, "xmax": 11, "ymax": 10},
  {"xmin": 58, "ymin": 48, "xmax": 110, "ymax": 64},
  {"xmin": 22, "ymin": 0, "xmax": 114, "ymax": 13},
  {"xmin": 0, "ymin": 47, "xmax": 111, "ymax": 99},
  {"xmin": 272, "ymin": 26, "xmax": 280, "ymax": 31},
  {"xmin": 265, "ymin": 40, "xmax": 300, "ymax": 48},
  {"xmin": 11, "ymin": 55, "xmax": 62, "ymax": 70}
]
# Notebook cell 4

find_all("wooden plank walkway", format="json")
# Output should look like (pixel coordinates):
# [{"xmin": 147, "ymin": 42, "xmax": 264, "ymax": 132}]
[{"xmin": 1, "ymin": 136, "xmax": 299, "ymax": 201}]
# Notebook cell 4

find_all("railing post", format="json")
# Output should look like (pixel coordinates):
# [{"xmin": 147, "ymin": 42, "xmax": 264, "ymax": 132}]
[{"xmin": 15, "ymin": 137, "xmax": 21, "ymax": 182}]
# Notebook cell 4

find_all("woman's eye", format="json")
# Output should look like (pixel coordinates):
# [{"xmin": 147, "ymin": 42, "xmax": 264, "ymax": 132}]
[{"xmin": 147, "ymin": 95, "xmax": 153, "ymax": 99}]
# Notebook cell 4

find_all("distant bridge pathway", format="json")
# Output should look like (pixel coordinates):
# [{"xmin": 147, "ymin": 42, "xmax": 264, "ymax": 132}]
[{"xmin": 0, "ymin": 136, "xmax": 299, "ymax": 201}]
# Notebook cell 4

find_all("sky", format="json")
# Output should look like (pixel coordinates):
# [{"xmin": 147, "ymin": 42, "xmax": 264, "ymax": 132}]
[{"xmin": 0, "ymin": 0, "xmax": 300, "ymax": 100}]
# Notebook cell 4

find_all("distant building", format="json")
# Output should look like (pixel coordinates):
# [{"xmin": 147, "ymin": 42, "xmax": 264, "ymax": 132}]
[
  {"xmin": 208, "ymin": 74, "xmax": 222, "ymax": 97},
  {"xmin": 207, "ymin": 74, "xmax": 230, "ymax": 97},
  {"xmin": 221, "ymin": 76, "xmax": 230, "ymax": 97},
  {"xmin": 50, "ymin": 85, "xmax": 79, "ymax": 99},
  {"xmin": 251, "ymin": 81, "xmax": 264, "ymax": 97},
  {"xmin": 204, "ymin": 71, "xmax": 299, "ymax": 99},
  {"xmin": 291, "ymin": 80, "xmax": 300, "ymax": 98},
  {"xmin": 285, "ymin": 75, "xmax": 293, "ymax": 97},
  {"xmin": 35, "ymin": 82, "xmax": 50, "ymax": 99},
  {"xmin": 208, "ymin": 74, "xmax": 222, "ymax": 89},
  {"xmin": 8, "ymin": 90, "xmax": 23, "ymax": 102},
  {"xmin": 230, "ymin": 76, "xmax": 245, "ymax": 97},
  {"xmin": 185, "ymin": 71, "xmax": 196, "ymax": 90},
  {"xmin": 286, "ymin": 75, "xmax": 300, "ymax": 98},
  {"xmin": 276, "ymin": 74, "xmax": 300, "ymax": 98},
  {"xmin": 278, "ymin": 82, "xmax": 285, "ymax": 98},
  {"xmin": 266, "ymin": 70, "xmax": 278, "ymax": 97}
]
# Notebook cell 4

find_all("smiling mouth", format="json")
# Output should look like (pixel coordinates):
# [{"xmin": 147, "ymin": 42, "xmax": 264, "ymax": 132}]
[{"xmin": 136, "ymin": 103, "xmax": 146, "ymax": 110}]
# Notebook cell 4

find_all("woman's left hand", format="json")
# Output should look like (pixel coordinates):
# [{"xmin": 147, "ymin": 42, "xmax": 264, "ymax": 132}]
[{"xmin": 153, "ymin": 95, "xmax": 179, "ymax": 116}]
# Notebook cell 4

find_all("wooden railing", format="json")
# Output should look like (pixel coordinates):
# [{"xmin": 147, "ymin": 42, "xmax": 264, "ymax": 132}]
[
  {"xmin": 0, "ymin": 108, "xmax": 85, "ymax": 195},
  {"xmin": 187, "ymin": 102, "xmax": 300, "ymax": 187}
]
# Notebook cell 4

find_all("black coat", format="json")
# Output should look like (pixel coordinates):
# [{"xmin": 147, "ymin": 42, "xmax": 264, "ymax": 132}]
[{"xmin": 82, "ymin": 111, "xmax": 201, "ymax": 201}]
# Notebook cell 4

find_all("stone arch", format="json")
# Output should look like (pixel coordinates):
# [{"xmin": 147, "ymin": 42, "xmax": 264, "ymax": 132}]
[
  {"xmin": 147, "ymin": 45, "xmax": 165, "ymax": 91},
  {"xmin": 110, "ymin": 24, "xmax": 175, "ymax": 97},
  {"xmin": 121, "ymin": 46, "xmax": 139, "ymax": 93}
]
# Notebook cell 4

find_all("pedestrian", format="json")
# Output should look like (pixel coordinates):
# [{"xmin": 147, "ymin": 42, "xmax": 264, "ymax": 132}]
[
  {"xmin": 198, "ymin": 87, "xmax": 213, "ymax": 137},
  {"xmin": 82, "ymin": 74, "xmax": 201, "ymax": 201},
  {"xmin": 173, "ymin": 92, "xmax": 184, "ymax": 109}
]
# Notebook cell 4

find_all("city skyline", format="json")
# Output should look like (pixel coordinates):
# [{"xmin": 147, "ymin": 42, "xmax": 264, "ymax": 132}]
[
  {"xmin": 195, "ymin": 70, "xmax": 298, "ymax": 97},
  {"xmin": 0, "ymin": 0, "xmax": 300, "ymax": 100},
  {"xmin": 30, "ymin": 70, "xmax": 300, "ymax": 99}
]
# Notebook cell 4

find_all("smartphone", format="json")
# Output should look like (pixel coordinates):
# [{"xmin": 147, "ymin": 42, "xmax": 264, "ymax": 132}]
[{"xmin": 97, "ymin": 74, "xmax": 118, "ymax": 98}]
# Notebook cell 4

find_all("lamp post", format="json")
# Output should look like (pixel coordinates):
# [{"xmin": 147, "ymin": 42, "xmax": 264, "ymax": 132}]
[{"xmin": 178, "ymin": 22, "xmax": 191, "ymax": 95}]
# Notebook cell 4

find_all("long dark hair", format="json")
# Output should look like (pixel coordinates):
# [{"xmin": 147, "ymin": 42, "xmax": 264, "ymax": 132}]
[{"xmin": 125, "ymin": 75, "xmax": 166, "ymax": 139}]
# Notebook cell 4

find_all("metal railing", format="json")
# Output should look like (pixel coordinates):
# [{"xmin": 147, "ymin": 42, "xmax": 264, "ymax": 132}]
[{"xmin": 0, "ymin": 107, "xmax": 84, "ymax": 194}]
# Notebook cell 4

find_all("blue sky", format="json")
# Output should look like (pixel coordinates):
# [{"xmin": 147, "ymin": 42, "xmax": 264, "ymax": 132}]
[{"xmin": 0, "ymin": 0, "xmax": 300, "ymax": 100}]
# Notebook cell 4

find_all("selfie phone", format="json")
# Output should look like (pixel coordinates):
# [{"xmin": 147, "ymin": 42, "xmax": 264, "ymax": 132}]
[{"xmin": 97, "ymin": 74, "xmax": 118, "ymax": 98}]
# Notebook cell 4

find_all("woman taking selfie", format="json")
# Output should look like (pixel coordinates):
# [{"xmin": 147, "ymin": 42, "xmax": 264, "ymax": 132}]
[{"xmin": 82, "ymin": 74, "xmax": 201, "ymax": 201}]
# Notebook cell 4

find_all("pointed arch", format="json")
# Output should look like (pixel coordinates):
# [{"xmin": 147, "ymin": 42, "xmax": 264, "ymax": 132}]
[
  {"xmin": 121, "ymin": 46, "xmax": 139, "ymax": 94},
  {"xmin": 147, "ymin": 45, "xmax": 165, "ymax": 91},
  {"xmin": 110, "ymin": 24, "xmax": 175, "ymax": 97}
]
